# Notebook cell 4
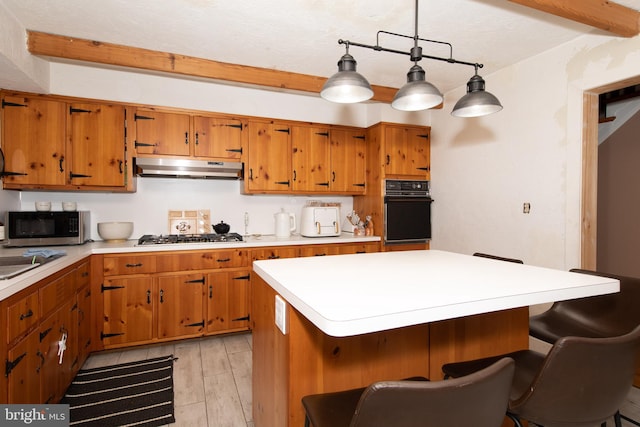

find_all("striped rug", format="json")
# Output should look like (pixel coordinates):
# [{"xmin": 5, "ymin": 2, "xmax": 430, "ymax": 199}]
[{"xmin": 61, "ymin": 355, "xmax": 175, "ymax": 427}]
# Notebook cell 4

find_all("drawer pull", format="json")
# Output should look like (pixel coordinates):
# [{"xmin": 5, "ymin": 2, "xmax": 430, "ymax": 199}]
[
  {"xmin": 20, "ymin": 309, "xmax": 34, "ymax": 320},
  {"xmin": 125, "ymin": 263, "xmax": 143, "ymax": 268},
  {"xmin": 216, "ymin": 258, "xmax": 231, "ymax": 263}
]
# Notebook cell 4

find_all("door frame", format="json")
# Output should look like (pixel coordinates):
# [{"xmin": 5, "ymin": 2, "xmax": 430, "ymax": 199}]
[{"xmin": 581, "ymin": 76, "xmax": 640, "ymax": 268}]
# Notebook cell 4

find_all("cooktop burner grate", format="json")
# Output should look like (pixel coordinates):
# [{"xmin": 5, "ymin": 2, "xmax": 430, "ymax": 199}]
[{"xmin": 137, "ymin": 233, "xmax": 243, "ymax": 245}]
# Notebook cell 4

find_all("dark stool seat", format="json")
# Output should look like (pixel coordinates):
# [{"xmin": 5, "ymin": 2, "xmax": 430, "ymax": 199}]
[
  {"xmin": 302, "ymin": 359, "xmax": 514, "ymax": 427},
  {"xmin": 441, "ymin": 326, "xmax": 640, "ymax": 427}
]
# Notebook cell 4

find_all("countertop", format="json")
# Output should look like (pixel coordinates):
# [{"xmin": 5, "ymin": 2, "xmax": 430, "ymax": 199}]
[
  {"xmin": 0, "ymin": 233, "xmax": 380, "ymax": 300},
  {"xmin": 252, "ymin": 250, "xmax": 620, "ymax": 337}
]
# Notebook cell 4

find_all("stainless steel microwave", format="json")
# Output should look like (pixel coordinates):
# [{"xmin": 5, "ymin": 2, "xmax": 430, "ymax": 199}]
[{"xmin": 4, "ymin": 211, "xmax": 90, "ymax": 247}]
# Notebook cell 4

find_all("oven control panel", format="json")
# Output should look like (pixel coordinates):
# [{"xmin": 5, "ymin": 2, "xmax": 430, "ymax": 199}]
[{"xmin": 385, "ymin": 179, "xmax": 430, "ymax": 197}]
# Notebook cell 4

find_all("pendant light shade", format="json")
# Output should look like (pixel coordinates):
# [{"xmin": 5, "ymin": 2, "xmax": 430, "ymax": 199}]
[
  {"xmin": 320, "ymin": 52, "xmax": 374, "ymax": 104},
  {"xmin": 391, "ymin": 64, "xmax": 443, "ymax": 111},
  {"xmin": 451, "ymin": 74, "xmax": 502, "ymax": 118}
]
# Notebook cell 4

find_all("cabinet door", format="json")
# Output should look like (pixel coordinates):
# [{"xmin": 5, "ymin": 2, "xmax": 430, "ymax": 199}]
[
  {"xmin": 157, "ymin": 273, "xmax": 205, "ymax": 339},
  {"xmin": 207, "ymin": 270, "xmax": 251, "ymax": 333},
  {"xmin": 39, "ymin": 306, "xmax": 68, "ymax": 403},
  {"xmin": 245, "ymin": 121, "xmax": 292, "ymax": 192},
  {"xmin": 251, "ymin": 246, "xmax": 299, "ymax": 261},
  {"xmin": 1, "ymin": 94, "xmax": 66, "ymax": 186},
  {"xmin": 133, "ymin": 109, "xmax": 191, "ymax": 156},
  {"xmin": 102, "ymin": 277, "xmax": 154, "ymax": 346},
  {"xmin": 6, "ymin": 329, "xmax": 41, "ymax": 404},
  {"xmin": 384, "ymin": 126, "xmax": 430, "ymax": 177},
  {"xmin": 77, "ymin": 284, "xmax": 92, "ymax": 367},
  {"xmin": 330, "ymin": 129, "xmax": 366, "ymax": 194},
  {"xmin": 291, "ymin": 125, "xmax": 331, "ymax": 192},
  {"xmin": 68, "ymin": 102, "xmax": 126, "ymax": 186},
  {"xmin": 193, "ymin": 116, "xmax": 244, "ymax": 160}
]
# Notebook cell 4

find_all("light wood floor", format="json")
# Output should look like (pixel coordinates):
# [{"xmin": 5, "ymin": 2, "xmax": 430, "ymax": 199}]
[
  {"xmin": 82, "ymin": 332, "xmax": 640, "ymax": 427},
  {"xmin": 82, "ymin": 332, "xmax": 254, "ymax": 427}
]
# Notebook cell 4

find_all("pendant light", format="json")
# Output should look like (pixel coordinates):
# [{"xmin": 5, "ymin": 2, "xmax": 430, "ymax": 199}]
[
  {"xmin": 451, "ymin": 68, "xmax": 503, "ymax": 117},
  {"xmin": 322, "ymin": 0, "xmax": 502, "ymax": 117},
  {"xmin": 320, "ymin": 42, "xmax": 374, "ymax": 104}
]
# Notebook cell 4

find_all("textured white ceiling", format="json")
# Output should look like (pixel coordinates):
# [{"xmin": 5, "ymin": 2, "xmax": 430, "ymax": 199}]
[{"xmin": 2, "ymin": 0, "xmax": 640, "ymax": 94}]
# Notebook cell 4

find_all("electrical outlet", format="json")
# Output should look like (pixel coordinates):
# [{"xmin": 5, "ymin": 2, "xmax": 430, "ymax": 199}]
[
  {"xmin": 523, "ymin": 202, "xmax": 531, "ymax": 214},
  {"xmin": 275, "ymin": 295, "xmax": 288, "ymax": 335}
]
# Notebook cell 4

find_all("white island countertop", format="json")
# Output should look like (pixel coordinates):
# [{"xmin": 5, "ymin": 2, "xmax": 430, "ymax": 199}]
[{"xmin": 253, "ymin": 250, "xmax": 620, "ymax": 337}]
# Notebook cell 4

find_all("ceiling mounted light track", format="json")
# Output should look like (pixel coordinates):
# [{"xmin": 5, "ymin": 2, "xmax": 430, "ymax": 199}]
[{"xmin": 321, "ymin": 0, "xmax": 502, "ymax": 117}]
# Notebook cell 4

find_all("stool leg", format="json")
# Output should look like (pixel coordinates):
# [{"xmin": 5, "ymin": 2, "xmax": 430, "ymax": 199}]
[{"xmin": 304, "ymin": 415, "xmax": 310, "ymax": 427}]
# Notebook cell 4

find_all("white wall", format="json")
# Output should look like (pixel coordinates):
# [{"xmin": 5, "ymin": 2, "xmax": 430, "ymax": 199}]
[{"xmin": 431, "ymin": 33, "xmax": 640, "ymax": 271}]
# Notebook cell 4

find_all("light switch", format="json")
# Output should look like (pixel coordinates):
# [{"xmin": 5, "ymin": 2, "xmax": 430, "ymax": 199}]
[{"xmin": 275, "ymin": 295, "xmax": 288, "ymax": 335}]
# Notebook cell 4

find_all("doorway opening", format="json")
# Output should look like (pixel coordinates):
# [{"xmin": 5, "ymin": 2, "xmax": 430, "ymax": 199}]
[{"xmin": 581, "ymin": 79, "xmax": 640, "ymax": 269}]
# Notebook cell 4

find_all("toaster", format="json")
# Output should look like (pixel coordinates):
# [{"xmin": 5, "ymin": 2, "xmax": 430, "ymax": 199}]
[{"xmin": 300, "ymin": 206, "xmax": 341, "ymax": 237}]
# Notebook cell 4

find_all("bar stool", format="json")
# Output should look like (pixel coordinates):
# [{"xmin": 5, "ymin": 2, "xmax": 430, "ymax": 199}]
[{"xmin": 302, "ymin": 358, "xmax": 514, "ymax": 427}]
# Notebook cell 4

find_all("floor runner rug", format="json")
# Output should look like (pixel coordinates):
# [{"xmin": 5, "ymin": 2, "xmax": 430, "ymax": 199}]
[{"xmin": 61, "ymin": 355, "xmax": 176, "ymax": 427}]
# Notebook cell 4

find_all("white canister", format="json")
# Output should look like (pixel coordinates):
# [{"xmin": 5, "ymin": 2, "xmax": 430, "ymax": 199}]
[{"xmin": 274, "ymin": 209, "xmax": 296, "ymax": 238}]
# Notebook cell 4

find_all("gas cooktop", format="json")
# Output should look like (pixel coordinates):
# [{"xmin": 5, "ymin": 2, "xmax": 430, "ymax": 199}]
[{"xmin": 137, "ymin": 233, "xmax": 243, "ymax": 245}]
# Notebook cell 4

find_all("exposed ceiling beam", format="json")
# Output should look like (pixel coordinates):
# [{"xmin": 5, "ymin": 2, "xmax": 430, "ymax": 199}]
[
  {"xmin": 26, "ymin": 30, "xmax": 399, "ymax": 103},
  {"xmin": 508, "ymin": 0, "xmax": 640, "ymax": 37}
]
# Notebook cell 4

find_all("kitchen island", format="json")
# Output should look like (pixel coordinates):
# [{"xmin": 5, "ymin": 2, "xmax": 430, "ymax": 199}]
[{"xmin": 251, "ymin": 250, "xmax": 620, "ymax": 427}]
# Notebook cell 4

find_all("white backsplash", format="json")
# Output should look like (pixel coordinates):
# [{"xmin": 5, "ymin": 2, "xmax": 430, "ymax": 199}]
[{"xmin": 17, "ymin": 178, "xmax": 354, "ymax": 241}]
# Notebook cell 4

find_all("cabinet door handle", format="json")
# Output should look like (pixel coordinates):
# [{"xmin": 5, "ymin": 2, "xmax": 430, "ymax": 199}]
[
  {"xmin": 160, "ymin": 289, "xmax": 164, "ymax": 303},
  {"xmin": 20, "ymin": 309, "xmax": 34, "ymax": 320},
  {"xmin": 36, "ymin": 351, "xmax": 45, "ymax": 373},
  {"xmin": 119, "ymin": 160, "xmax": 124, "ymax": 174},
  {"xmin": 147, "ymin": 290, "xmax": 151, "ymax": 304},
  {"xmin": 59, "ymin": 158, "xmax": 64, "ymax": 172},
  {"xmin": 386, "ymin": 155, "xmax": 391, "ymax": 165},
  {"xmin": 332, "ymin": 171, "xmax": 336, "ymax": 182},
  {"xmin": 195, "ymin": 132, "xmax": 199, "ymax": 145},
  {"xmin": 209, "ymin": 285, "xmax": 213, "ymax": 299},
  {"xmin": 185, "ymin": 132, "xmax": 189, "ymax": 145}
]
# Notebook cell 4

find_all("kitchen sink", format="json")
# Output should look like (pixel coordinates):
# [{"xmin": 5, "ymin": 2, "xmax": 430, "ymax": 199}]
[{"xmin": 0, "ymin": 254, "xmax": 65, "ymax": 280}]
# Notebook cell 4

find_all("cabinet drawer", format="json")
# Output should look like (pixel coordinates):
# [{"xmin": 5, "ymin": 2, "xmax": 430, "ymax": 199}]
[
  {"xmin": 156, "ymin": 249, "xmax": 249, "ymax": 271},
  {"xmin": 251, "ymin": 247, "xmax": 299, "ymax": 260},
  {"xmin": 40, "ymin": 271, "xmax": 75, "ymax": 319},
  {"xmin": 7, "ymin": 291, "xmax": 39, "ymax": 343},
  {"xmin": 103, "ymin": 255, "xmax": 157, "ymax": 276},
  {"xmin": 75, "ymin": 261, "xmax": 91, "ymax": 287}
]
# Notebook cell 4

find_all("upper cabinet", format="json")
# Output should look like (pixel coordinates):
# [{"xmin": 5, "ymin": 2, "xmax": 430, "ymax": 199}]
[
  {"xmin": 132, "ymin": 107, "xmax": 245, "ymax": 161},
  {"xmin": 244, "ymin": 119, "xmax": 292, "ymax": 193},
  {"xmin": 244, "ymin": 121, "xmax": 365, "ymax": 195},
  {"xmin": 369, "ymin": 123, "xmax": 430, "ymax": 179},
  {"xmin": 1, "ymin": 92, "xmax": 133, "ymax": 192}
]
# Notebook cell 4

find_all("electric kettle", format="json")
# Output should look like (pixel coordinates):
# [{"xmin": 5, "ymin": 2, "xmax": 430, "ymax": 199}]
[{"xmin": 274, "ymin": 209, "xmax": 296, "ymax": 238}]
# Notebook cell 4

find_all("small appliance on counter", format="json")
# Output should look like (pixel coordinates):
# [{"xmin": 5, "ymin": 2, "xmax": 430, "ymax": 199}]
[
  {"xmin": 300, "ymin": 203, "xmax": 341, "ymax": 237},
  {"xmin": 274, "ymin": 209, "xmax": 296, "ymax": 238},
  {"xmin": 4, "ymin": 211, "xmax": 90, "ymax": 247}
]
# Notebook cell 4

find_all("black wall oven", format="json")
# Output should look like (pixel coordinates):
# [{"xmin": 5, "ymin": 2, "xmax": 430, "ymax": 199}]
[{"xmin": 384, "ymin": 179, "xmax": 432, "ymax": 245}]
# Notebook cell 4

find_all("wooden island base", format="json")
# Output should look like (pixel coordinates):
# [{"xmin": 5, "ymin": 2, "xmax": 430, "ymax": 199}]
[{"xmin": 252, "ymin": 275, "xmax": 529, "ymax": 427}]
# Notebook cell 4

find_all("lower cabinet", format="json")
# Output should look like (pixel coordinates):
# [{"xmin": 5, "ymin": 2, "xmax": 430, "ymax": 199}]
[
  {"xmin": 207, "ymin": 270, "xmax": 251, "ymax": 333},
  {"xmin": 157, "ymin": 273, "xmax": 206, "ymax": 340},
  {"xmin": 2, "ymin": 259, "xmax": 91, "ymax": 404}
]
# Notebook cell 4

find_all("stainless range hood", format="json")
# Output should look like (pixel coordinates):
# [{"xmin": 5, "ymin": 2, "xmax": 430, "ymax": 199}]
[{"xmin": 135, "ymin": 157, "xmax": 243, "ymax": 180}]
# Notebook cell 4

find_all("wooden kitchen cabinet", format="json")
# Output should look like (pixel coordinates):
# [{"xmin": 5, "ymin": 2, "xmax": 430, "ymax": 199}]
[
  {"xmin": 291, "ymin": 125, "xmax": 331, "ymax": 192},
  {"xmin": 133, "ymin": 108, "xmax": 191, "ymax": 156},
  {"xmin": 5, "ymin": 329, "xmax": 40, "ymax": 404},
  {"xmin": 99, "ymin": 249, "xmax": 251, "ymax": 349},
  {"xmin": 1, "ymin": 91, "xmax": 133, "ymax": 191},
  {"xmin": 157, "ymin": 272, "xmax": 206, "ymax": 339},
  {"xmin": 193, "ymin": 116, "xmax": 244, "ymax": 160},
  {"xmin": 251, "ymin": 246, "xmax": 299, "ymax": 261},
  {"xmin": 330, "ymin": 128, "xmax": 366, "ymax": 194},
  {"xmin": 379, "ymin": 123, "xmax": 430, "ymax": 178},
  {"xmin": 133, "ymin": 108, "xmax": 246, "ymax": 161},
  {"xmin": 101, "ymin": 276, "xmax": 154, "ymax": 347},
  {"xmin": 68, "ymin": 102, "xmax": 127, "ymax": 187},
  {"xmin": 2, "ymin": 258, "xmax": 90, "ymax": 404},
  {"xmin": 1, "ymin": 93, "xmax": 67, "ymax": 187},
  {"xmin": 207, "ymin": 269, "xmax": 251, "ymax": 333},
  {"xmin": 298, "ymin": 242, "xmax": 380, "ymax": 257},
  {"xmin": 245, "ymin": 119, "xmax": 292, "ymax": 193}
]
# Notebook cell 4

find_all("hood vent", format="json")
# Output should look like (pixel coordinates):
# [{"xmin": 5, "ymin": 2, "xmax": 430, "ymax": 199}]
[{"xmin": 135, "ymin": 157, "xmax": 243, "ymax": 180}]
